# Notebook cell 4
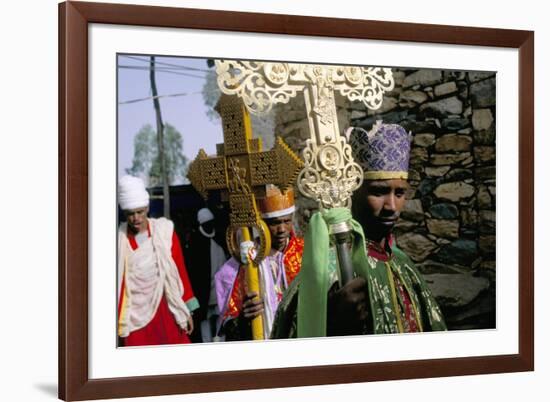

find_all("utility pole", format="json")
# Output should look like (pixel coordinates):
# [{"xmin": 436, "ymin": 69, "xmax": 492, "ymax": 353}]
[{"xmin": 150, "ymin": 56, "xmax": 170, "ymax": 218}]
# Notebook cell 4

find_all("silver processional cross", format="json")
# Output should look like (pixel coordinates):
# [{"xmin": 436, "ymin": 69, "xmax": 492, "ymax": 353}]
[
  {"xmin": 215, "ymin": 61, "xmax": 395, "ymax": 209},
  {"xmin": 215, "ymin": 60, "xmax": 394, "ymax": 285}
]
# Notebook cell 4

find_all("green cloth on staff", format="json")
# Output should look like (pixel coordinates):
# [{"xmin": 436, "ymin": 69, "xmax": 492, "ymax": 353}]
[
  {"xmin": 271, "ymin": 210, "xmax": 446, "ymax": 338},
  {"xmin": 296, "ymin": 208, "xmax": 368, "ymax": 337}
]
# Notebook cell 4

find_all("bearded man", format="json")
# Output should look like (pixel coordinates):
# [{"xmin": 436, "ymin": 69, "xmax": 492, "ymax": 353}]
[{"xmin": 215, "ymin": 186, "xmax": 304, "ymax": 340}]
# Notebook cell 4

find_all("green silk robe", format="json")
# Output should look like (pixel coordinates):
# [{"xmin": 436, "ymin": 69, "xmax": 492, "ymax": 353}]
[{"xmin": 271, "ymin": 240, "xmax": 446, "ymax": 338}]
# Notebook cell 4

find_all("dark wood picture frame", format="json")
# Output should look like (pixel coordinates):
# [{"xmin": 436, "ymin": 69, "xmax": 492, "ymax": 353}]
[{"xmin": 59, "ymin": 1, "xmax": 534, "ymax": 400}]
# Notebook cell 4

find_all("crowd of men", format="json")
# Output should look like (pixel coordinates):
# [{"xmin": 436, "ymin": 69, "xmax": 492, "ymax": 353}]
[{"xmin": 117, "ymin": 123, "xmax": 446, "ymax": 347}]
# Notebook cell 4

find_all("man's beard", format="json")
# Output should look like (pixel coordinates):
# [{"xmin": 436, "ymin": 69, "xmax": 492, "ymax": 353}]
[{"xmin": 272, "ymin": 235, "xmax": 289, "ymax": 251}]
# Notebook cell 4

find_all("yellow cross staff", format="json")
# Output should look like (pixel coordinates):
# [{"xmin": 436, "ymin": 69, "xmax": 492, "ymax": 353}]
[{"xmin": 187, "ymin": 94, "xmax": 303, "ymax": 340}]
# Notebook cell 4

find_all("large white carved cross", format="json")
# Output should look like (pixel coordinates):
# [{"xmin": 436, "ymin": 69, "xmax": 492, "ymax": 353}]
[{"xmin": 215, "ymin": 60, "xmax": 394, "ymax": 209}]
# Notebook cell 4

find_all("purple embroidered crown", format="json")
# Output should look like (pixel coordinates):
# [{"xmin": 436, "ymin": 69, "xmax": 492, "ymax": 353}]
[{"xmin": 348, "ymin": 122, "xmax": 412, "ymax": 180}]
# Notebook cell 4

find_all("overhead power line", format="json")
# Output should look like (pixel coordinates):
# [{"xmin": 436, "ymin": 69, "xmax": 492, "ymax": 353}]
[
  {"xmin": 119, "ymin": 55, "xmax": 211, "ymax": 73},
  {"xmin": 118, "ymin": 65, "xmax": 208, "ymax": 79},
  {"xmin": 118, "ymin": 91, "xmax": 203, "ymax": 105}
]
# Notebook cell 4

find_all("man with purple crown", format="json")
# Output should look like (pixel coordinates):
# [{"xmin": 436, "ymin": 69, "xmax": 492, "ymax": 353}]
[{"xmin": 272, "ymin": 123, "xmax": 446, "ymax": 338}]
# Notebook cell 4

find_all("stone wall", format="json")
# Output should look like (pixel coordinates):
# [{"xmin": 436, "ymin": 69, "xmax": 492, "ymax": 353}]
[{"xmin": 273, "ymin": 67, "xmax": 496, "ymax": 331}]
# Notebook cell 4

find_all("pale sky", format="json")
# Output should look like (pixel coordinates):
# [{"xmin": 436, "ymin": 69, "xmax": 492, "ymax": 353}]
[{"xmin": 117, "ymin": 55, "xmax": 223, "ymax": 184}]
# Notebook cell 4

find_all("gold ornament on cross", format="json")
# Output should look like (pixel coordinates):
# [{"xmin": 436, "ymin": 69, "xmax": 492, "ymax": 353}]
[{"xmin": 187, "ymin": 94, "xmax": 303, "ymax": 339}]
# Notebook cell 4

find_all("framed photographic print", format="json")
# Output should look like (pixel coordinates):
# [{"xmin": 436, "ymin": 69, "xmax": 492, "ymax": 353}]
[{"xmin": 59, "ymin": 1, "xmax": 534, "ymax": 400}]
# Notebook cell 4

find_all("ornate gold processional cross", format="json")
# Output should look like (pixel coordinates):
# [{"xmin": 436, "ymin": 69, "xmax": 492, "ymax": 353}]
[
  {"xmin": 187, "ymin": 94, "xmax": 303, "ymax": 339},
  {"xmin": 215, "ymin": 61, "xmax": 394, "ymax": 284}
]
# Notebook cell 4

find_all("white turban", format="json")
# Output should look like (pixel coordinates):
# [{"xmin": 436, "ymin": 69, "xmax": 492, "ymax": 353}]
[
  {"xmin": 197, "ymin": 207, "xmax": 214, "ymax": 224},
  {"xmin": 118, "ymin": 175, "xmax": 149, "ymax": 210}
]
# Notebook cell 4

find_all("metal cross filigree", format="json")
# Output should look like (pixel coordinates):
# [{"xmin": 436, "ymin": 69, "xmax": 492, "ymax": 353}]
[{"xmin": 215, "ymin": 60, "xmax": 395, "ymax": 209}]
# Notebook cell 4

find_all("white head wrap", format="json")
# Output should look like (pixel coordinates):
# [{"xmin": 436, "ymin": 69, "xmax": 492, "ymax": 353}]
[
  {"xmin": 197, "ymin": 207, "xmax": 215, "ymax": 224},
  {"xmin": 118, "ymin": 175, "xmax": 149, "ymax": 210}
]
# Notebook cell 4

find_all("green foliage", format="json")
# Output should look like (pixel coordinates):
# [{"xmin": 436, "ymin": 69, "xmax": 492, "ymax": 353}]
[{"xmin": 126, "ymin": 123, "xmax": 189, "ymax": 186}]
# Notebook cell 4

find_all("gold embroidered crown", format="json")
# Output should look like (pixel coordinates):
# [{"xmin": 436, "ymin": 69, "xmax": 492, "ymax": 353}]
[{"xmin": 259, "ymin": 185, "xmax": 295, "ymax": 219}]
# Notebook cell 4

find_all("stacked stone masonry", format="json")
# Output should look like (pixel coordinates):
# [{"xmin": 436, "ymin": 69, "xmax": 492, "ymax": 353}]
[{"xmin": 273, "ymin": 67, "xmax": 496, "ymax": 331}]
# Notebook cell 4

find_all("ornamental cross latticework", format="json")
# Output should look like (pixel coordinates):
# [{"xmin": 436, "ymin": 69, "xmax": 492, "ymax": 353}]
[
  {"xmin": 215, "ymin": 60, "xmax": 394, "ymax": 209},
  {"xmin": 187, "ymin": 94, "xmax": 304, "ymax": 340},
  {"xmin": 187, "ymin": 94, "xmax": 303, "ymax": 262}
]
